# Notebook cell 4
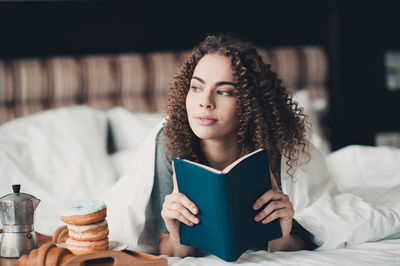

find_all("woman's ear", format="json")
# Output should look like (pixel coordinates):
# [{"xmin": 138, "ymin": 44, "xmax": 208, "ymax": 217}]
[{"xmin": 172, "ymin": 160, "xmax": 179, "ymax": 193}]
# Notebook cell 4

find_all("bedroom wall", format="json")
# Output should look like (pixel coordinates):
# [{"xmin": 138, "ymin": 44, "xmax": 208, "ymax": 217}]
[
  {"xmin": 0, "ymin": 0, "xmax": 398, "ymax": 151},
  {"xmin": 328, "ymin": 1, "xmax": 400, "ymax": 150},
  {"xmin": 0, "ymin": 1, "xmax": 330, "ymax": 57}
]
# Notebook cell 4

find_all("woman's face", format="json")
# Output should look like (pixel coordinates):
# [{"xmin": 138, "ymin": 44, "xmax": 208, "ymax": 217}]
[{"xmin": 186, "ymin": 54, "xmax": 239, "ymax": 142}]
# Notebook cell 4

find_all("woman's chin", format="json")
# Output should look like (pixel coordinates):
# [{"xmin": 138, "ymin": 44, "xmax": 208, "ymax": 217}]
[{"xmin": 192, "ymin": 128, "xmax": 220, "ymax": 140}]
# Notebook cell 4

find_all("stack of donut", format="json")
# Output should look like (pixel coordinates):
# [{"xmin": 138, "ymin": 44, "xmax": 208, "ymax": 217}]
[{"xmin": 60, "ymin": 199, "xmax": 109, "ymax": 255}]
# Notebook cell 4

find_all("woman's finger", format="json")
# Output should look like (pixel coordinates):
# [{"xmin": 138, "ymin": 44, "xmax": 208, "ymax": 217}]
[
  {"xmin": 254, "ymin": 200, "xmax": 290, "ymax": 222},
  {"xmin": 163, "ymin": 192, "xmax": 199, "ymax": 215},
  {"xmin": 162, "ymin": 195, "xmax": 174, "ymax": 209},
  {"xmin": 162, "ymin": 194, "xmax": 200, "ymax": 224},
  {"xmin": 171, "ymin": 192, "xmax": 199, "ymax": 215},
  {"xmin": 260, "ymin": 200, "xmax": 295, "ymax": 224},
  {"xmin": 282, "ymin": 193, "xmax": 289, "ymax": 201},
  {"xmin": 253, "ymin": 189, "xmax": 286, "ymax": 210},
  {"xmin": 262, "ymin": 207, "xmax": 294, "ymax": 224},
  {"xmin": 161, "ymin": 208, "xmax": 193, "ymax": 227},
  {"xmin": 170, "ymin": 202, "xmax": 200, "ymax": 224}
]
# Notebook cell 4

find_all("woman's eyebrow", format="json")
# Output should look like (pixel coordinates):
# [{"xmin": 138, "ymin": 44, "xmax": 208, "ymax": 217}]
[
  {"xmin": 192, "ymin": 76, "xmax": 205, "ymax": 83},
  {"xmin": 215, "ymin": 81, "xmax": 236, "ymax": 87},
  {"xmin": 192, "ymin": 76, "xmax": 235, "ymax": 87}
]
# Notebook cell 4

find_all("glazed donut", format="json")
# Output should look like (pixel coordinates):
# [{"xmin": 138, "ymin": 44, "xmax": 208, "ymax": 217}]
[
  {"xmin": 67, "ymin": 219, "xmax": 109, "ymax": 241},
  {"xmin": 66, "ymin": 237, "xmax": 109, "ymax": 255},
  {"xmin": 61, "ymin": 200, "xmax": 107, "ymax": 225}
]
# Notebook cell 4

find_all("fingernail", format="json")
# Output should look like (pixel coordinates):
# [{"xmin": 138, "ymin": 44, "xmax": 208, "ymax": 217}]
[
  {"xmin": 192, "ymin": 208, "xmax": 198, "ymax": 214},
  {"xmin": 253, "ymin": 203, "xmax": 259, "ymax": 210},
  {"xmin": 193, "ymin": 218, "xmax": 199, "ymax": 223},
  {"xmin": 254, "ymin": 215, "xmax": 260, "ymax": 222},
  {"xmin": 262, "ymin": 219, "xmax": 268, "ymax": 224}
]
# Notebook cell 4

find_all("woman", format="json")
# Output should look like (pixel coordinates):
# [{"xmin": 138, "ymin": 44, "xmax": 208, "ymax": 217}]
[{"xmin": 151, "ymin": 33, "xmax": 316, "ymax": 257}]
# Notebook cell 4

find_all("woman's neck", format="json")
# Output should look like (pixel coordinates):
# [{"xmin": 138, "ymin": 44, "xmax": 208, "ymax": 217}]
[{"xmin": 201, "ymin": 139, "xmax": 242, "ymax": 171}]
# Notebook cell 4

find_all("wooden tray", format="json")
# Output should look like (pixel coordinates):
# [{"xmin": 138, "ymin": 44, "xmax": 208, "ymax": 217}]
[
  {"xmin": 0, "ymin": 230, "xmax": 168, "ymax": 266},
  {"xmin": 63, "ymin": 250, "xmax": 167, "ymax": 266}
]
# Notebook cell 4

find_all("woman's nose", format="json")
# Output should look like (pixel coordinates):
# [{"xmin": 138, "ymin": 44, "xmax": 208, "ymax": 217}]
[
  {"xmin": 199, "ymin": 102, "xmax": 213, "ymax": 108},
  {"xmin": 199, "ymin": 93, "xmax": 214, "ymax": 109}
]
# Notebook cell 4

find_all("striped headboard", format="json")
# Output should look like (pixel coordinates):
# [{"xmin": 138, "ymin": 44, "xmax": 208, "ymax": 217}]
[{"xmin": 0, "ymin": 47, "xmax": 328, "ymax": 125}]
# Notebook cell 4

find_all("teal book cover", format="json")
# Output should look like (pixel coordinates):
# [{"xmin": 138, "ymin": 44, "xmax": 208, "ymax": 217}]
[{"xmin": 173, "ymin": 149, "xmax": 282, "ymax": 262}]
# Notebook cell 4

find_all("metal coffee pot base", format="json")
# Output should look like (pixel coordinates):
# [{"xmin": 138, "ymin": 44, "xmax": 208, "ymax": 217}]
[{"xmin": 0, "ymin": 230, "xmax": 38, "ymax": 258}]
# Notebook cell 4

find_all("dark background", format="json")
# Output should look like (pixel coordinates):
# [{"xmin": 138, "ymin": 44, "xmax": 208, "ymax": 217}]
[{"xmin": 0, "ymin": 0, "xmax": 399, "ymax": 151}]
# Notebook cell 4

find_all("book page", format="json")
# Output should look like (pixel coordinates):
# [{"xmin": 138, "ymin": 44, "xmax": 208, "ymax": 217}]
[
  {"xmin": 181, "ymin": 160, "xmax": 223, "ymax": 174},
  {"xmin": 181, "ymin": 149, "xmax": 264, "ymax": 174},
  {"xmin": 222, "ymin": 149, "xmax": 263, "ymax": 173}
]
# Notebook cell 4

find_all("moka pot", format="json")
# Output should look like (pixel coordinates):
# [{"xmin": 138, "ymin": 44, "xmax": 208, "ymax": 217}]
[{"xmin": 0, "ymin": 184, "xmax": 40, "ymax": 258}]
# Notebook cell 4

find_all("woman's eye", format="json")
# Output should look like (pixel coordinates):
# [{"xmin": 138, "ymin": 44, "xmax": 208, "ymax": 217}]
[
  {"xmin": 216, "ymin": 89, "xmax": 234, "ymax": 96},
  {"xmin": 190, "ymin": 86, "xmax": 201, "ymax": 92}
]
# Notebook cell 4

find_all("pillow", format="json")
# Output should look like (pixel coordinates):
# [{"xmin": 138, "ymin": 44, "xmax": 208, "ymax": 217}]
[
  {"xmin": 107, "ymin": 107, "xmax": 164, "ymax": 152},
  {"xmin": 326, "ymin": 145, "xmax": 400, "ymax": 199},
  {"xmin": 284, "ymin": 143, "xmax": 400, "ymax": 249},
  {"xmin": 0, "ymin": 105, "xmax": 116, "ymax": 235}
]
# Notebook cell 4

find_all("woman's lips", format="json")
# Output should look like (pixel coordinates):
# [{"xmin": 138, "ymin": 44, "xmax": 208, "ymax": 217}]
[{"xmin": 195, "ymin": 116, "xmax": 218, "ymax": 126}]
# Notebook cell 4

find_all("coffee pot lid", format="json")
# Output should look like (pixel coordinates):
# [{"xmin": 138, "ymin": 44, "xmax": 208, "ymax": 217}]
[{"xmin": 0, "ymin": 184, "xmax": 39, "ymax": 202}]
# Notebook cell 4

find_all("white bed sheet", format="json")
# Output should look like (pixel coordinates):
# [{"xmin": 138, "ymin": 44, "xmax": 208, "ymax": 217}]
[{"xmin": 166, "ymin": 238, "xmax": 400, "ymax": 266}]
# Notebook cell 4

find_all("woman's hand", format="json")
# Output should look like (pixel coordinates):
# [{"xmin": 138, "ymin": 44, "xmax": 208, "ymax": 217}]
[
  {"xmin": 161, "ymin": 192, "xmax": 200, "ymax": 241},
  {"xmin": 252, "ymin": 172, "xmax": 294, "ymax": 238},
  {"xmin": 160, "ymin": 161, "xmax": 200, "ymax": 242},
  {"xmin": 252, "ymin": 188, "xmax": 294, "ymax": 237}
]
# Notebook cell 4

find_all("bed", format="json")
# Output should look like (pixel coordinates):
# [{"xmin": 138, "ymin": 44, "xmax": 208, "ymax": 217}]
[{"xmin": 1, "ymin": 47, "xmax": 400, "ymax": 265}]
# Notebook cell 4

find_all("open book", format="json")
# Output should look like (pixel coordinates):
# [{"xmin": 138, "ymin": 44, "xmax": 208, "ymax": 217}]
[{"xmin": 173, "ymin": 149, "xmax": 282, "ymax": 262}]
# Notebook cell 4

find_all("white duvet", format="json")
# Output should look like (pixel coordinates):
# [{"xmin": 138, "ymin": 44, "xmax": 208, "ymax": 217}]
[
  {"xmin": 166, "ymin": 238, "xmax": 400, "ymax": 266},
  {"xmin": 1, "ymin": 105, "xmax": 400, "ymax": 266}
]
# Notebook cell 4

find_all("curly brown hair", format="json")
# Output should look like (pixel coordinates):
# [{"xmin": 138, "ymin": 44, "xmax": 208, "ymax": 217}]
[{"xmin": 163, "ymin": 33, "xmax": 310, "ymax": 184}]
